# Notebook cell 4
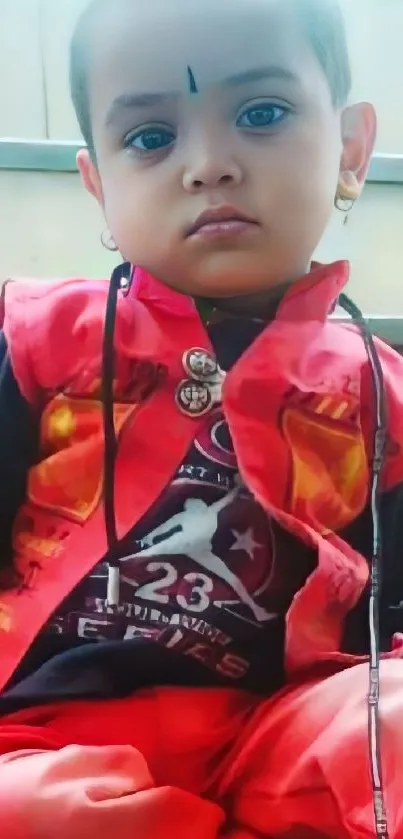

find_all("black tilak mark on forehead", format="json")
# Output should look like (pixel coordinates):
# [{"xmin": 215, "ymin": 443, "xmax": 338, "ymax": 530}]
[{"xmin": 187, "ymin": 66, "xmax": 199, "ymax": 94}]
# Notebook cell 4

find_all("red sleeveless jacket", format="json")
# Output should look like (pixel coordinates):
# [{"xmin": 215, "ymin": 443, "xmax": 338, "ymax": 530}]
[{"xmin": 1, "ymin": 261, "xmax": 403, "ymax": 693}]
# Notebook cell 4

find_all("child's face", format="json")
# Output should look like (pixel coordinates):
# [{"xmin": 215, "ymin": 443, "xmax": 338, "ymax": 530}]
[{"xmin": 79, "ymin": 0, "xmax": 375, "ymax": 300}]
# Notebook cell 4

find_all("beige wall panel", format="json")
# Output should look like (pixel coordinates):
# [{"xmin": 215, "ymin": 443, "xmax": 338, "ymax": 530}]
[
  {"xmin": 316, "ymin": 184, "xmax": 403, "ymax": 314},
  {"xmin": 0, "ymin": 170, "xmax": 116, "ymax": 278}
]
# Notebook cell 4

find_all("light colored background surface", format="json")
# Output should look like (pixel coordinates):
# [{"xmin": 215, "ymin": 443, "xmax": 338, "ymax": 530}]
[{"xmin": 0, "ymin": 0, "xmax": 402, "ymax": 313}]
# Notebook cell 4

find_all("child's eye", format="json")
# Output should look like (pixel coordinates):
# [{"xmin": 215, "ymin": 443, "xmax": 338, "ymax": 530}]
[
  {"xmin": 237, "ymin": 103, "xmax": 288, "ymax": 129},
  {"xmin": 124, "ymin": 126, "xmax": 175, "ymax": 152}
]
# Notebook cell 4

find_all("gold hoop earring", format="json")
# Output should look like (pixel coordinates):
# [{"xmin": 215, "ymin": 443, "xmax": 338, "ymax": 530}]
[
  {"xmin": 334, "ymin": 194, "xmax": 356, "ymax": 214},
  {"xmin": 101, "ymin": 230, "xmax": 118, "ymax": 252}
]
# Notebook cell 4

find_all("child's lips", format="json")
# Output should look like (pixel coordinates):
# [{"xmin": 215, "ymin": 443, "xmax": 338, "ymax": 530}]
[
  {"xmin": 186, "ymin": 205, "xmax": 259, "ymax": 239},
  {"xmin": 188, "ymin": 219, "xmax": 260, "ymax": 240}
]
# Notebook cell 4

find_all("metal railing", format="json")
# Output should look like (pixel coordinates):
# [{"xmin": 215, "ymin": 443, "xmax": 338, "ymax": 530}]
[{"xmin": 331, "ymin": 315, "xmax": 403, "ymax": 346}]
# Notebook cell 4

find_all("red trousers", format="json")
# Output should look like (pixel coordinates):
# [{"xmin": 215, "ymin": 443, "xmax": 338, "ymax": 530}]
[{"xmin": 0, "ymin": 661, "xmax": 402, "ymax": 838}]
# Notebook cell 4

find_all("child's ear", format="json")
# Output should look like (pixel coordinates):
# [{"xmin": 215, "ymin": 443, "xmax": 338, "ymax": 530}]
[
  {"xmin": 338, "ymin": 103, "xmax": 377, "ymax": 200},
  {"xmin": 77, "ymin": 149, "xmax": 104, "ymax": 206}
]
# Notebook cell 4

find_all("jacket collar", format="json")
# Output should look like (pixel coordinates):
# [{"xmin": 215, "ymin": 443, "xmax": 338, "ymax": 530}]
[{"xmin": 127, "ymin": 260, "xmax": 350, "ymax": 327}]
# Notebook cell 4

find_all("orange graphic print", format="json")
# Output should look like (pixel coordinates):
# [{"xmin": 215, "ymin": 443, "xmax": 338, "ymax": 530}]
[
  {"xmin": 28, "ymin": 394, "xmax": 136, "ymax": 522},
  {"xmin": 282, "ymin": 387, "xmax": 368, "ymax": 533},
  {"xmin": 0, "ymin": 603, "xmax": 13, "ymax": 633}
]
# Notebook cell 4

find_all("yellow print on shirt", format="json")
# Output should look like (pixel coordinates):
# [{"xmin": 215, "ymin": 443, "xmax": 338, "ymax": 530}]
[
  {"xmin": 27, "ymin": 394, "xmax": 136, "ymax": 523},
  {"xmin": 282, "ymin": 387, "xmax": 369, "ymax": 533},
  {"xmin": 0, "ymin": 603, "xmax": 13, "ymax": 633}
]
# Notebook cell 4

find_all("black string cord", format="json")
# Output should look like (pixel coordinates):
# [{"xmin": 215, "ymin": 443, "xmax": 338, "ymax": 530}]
[
  {"xmin": 101, "ymin": 263, "xmax": 131, "ymax": 602},
  {"xmin": 339, "ymin": 293, "xmax": 389, "ymax": 839}
]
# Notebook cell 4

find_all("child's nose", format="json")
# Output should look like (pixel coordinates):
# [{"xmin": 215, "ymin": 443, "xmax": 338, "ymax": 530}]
[{"xmin": 182, "ymin": 146, "xmax": 243, "ymax": 192}]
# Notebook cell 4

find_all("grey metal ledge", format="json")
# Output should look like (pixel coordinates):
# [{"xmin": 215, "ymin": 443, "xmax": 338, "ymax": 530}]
[
  {"xmin": 368, "ymin": 154, "xmax": 403, "ymax": 184},
  {"xmin": 0, "ymin": 139, "xmax": 402, "ymax": 183},
  {"xmin": 0, "ymin": 139, "xmax": 84, "ymax": 172},
  {"xmin": 332, "ymin": 315, "xmax": 403, "ymax": 346}
]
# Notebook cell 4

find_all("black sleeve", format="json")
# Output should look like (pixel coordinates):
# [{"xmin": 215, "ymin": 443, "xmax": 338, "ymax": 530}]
[
  {"xmin": 0, "ymin": 331, "xmax": 39, "ymax": 581},
  {"xmin": 379, "ymin": 482, "xmax": 403, "ymax": 640}
]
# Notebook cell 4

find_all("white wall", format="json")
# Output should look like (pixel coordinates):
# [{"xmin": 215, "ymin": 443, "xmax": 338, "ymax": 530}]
[
  {"xmin": 0, "ymin": 0, "xmax": 46, "ymax": 137},
  {"xmin": 342, "ymin": 0, "xmax": 403, "ymax": 154},
  {"xmin": 0, "ymin": 0, "xmax": 402, "ymax": 313}
]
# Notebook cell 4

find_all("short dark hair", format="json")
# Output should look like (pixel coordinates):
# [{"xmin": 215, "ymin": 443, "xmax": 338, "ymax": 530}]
[
  {"xmin": 69, "ymin": 0, "xmax": 100, "ymax": 156},
  {"xmin": 70, "ymin": 0, "xmax": 351, "ymax": 156}
]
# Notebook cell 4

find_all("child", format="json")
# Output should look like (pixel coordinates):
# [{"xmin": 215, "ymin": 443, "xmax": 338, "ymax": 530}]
[{"xmin": 1, "ymin": 0, "xmax": 403, "ymax": 835}]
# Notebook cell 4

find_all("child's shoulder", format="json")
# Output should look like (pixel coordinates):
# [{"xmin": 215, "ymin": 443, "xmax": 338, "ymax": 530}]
[
  {"xmin": 1, "ymin": 275, "xmax": 113, "ymax": 338},
  {"xmin": 2, "ymin": 274, "xmax": 107, "ymax": 312},
  {"xmin": 1, "ymin": 276, "xmax": 112, "ymax": 403}
]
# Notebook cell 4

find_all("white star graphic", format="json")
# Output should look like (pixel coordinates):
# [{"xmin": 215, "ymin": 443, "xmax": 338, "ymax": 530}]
[{"xmin": 230, "ymin": 528, "xmax": 261, "ymax": 560}]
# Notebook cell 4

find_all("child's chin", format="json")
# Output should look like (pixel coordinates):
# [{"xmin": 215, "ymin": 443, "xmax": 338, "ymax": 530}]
[{"xmin": 183, "ymin": 259, "xmax": 275, "ymax": 300}]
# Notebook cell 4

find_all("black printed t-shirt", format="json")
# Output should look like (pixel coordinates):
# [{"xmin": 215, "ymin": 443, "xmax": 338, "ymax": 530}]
[{"xmin": 0, "ymin": 318, "xmax": 340, "ymax": 711}]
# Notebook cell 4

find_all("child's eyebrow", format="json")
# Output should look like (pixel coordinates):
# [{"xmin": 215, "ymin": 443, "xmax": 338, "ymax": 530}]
[
  {"xmin": 223, "ymin": 65, "xmax": 300, "ymax": 87},
  {"xmin": 105, "ymin": 65, "xmax": 299, "ymax": 126},
  {"xmin": 105, "ymin": 92, "xmax": 176, "ymax": 126}
]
